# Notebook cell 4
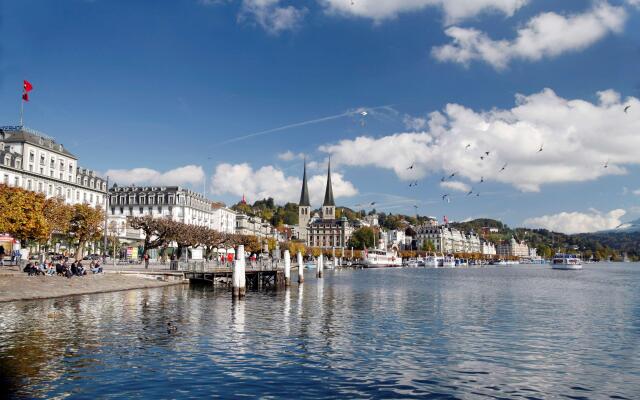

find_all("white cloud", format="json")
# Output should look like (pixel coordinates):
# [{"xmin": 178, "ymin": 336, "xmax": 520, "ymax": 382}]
[
  {"xmin": 210, "ymin": 163, "xmax": 358, "ymax": 205},
  {"xmin": 106, "ymin": 165, "xmax": 205, "ymax": 186},
  {"xmin": 633, "ymin": 189, "xmax": 640, "ymax": 196},
  {"xmin": 403, "ymin": 115, "xmax": 428, "ymax": 130},
  {"xmin": 239, "ymin": 0, "xmax": 306, "ymax": 34},
  {"xmin": 627, "ymin": 0, "xmax": 640, "ymax": 8},
  {"xmin": 277, "ymin": 150, "xmax": 305, "ymax": 161},
  {"xmin": 320, "ymin": 88, "xmax": 640, "ymax": 192},
  {"xmin": 320, "ymin": 0, "xmax": 528, "ymax": 24},
  {"xmin": 440, "ymin": 180, "xmax": 471, "ymax": 193},
  {"xmin": 523, "ymin": 209, "xmax": 626, "ymax": 234},
  {"xmin": 432, "ymin": 2, "xmax": 627, "ymax": 69}
]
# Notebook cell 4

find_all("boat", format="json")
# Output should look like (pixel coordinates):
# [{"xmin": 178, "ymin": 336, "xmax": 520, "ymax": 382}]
[
  {"xmin": 424, "ymin": 255, "xmax": 442, "ymax": 268},
  {"xmin": 441, "ymin": 256, "xmax": 455, "ymax": 268},
  {"xmin": 362, "ymin": 248, "xmax": 403, "ymax": 268},
  {"xmin": 551, "ymin": 254, "xmax": 583, "ymax": 270}
]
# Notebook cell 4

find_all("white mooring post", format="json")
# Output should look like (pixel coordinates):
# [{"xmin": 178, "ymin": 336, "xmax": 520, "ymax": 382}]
[
  {"xmin": 233, "ymin": 245, "xmax": 246, "ymax": 298},
  {"xmin": 284, "ymin": 250, "xmax": 291, "ymax": 287},
  {"xmin": 317, "ymin": 254, "xmax": 324, "ymax": 278},
  {"xmin": 297, "ymin": 251, "xmax": 304, "ymax": 283}
]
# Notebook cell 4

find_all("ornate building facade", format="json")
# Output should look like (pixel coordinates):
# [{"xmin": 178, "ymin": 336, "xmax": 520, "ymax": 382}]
[
  {"xmin": 0, "ymin": 126, "xmax": 106, "ymax": 208},
  {"xmin": 298, "ymin": 160, "xmax": 353, "ymax": 249}
]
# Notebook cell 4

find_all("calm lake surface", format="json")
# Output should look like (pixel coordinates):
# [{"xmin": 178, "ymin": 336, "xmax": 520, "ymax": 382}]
[{"xmin": 1, "ymin": 263, "xmax": 639, "ymax": 399}]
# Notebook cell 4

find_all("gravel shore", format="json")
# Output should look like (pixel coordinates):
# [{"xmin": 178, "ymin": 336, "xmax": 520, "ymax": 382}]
[{"xmin": 0, "ymin": 268, "xmax": 184, "ymax": 302}]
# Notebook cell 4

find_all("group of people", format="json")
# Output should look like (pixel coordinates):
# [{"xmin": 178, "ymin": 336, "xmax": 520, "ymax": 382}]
[{"xmin": 23, "ymin": 259, "xmax": 103, "ymax": 277}]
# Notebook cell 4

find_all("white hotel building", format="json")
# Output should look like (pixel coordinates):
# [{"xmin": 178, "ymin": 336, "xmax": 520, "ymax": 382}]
[
  {"xmin": 415, "ymin": 224, "xmax": 488, "ymax": 255},
  {"xmin": 0, "ymin": 126, "xmax": 106, "ymax": 207},
  {"xmin": 108, "ymin": 185, "xmax": 236, "ymax": 242}
]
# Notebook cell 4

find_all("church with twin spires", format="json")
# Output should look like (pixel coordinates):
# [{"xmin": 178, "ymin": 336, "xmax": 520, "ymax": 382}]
[{"xmin": 297, "ymin": 160, "xmax": 354, "ymax": 249}]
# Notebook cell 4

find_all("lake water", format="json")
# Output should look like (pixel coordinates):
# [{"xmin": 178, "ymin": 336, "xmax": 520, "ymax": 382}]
[{"xmin": 1, "ymin": 263, "xmax": 639, "ymax": 399}]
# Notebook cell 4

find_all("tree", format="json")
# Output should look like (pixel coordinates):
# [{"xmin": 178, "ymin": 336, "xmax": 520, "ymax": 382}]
[
  {"xmin": 0, "ymin": 184, "xmax": 49, "ymax": 243},
  {"xmin": 348, "ymin": 227, "xmax": 376, "ymax": 249},
  {"xmin": 69, "ymin": 204, "xmax": 104, "ymax": 258},
  {"xmin": 422, "ymin": 240, "xmax": 436, "ymax": 252},
  {"xmin": 128, "ymin": 216, "xmax": 177, "ymax": 256},
  {"xmin": 44, "ymin": 197, "xmax": 73, "ymax": 237}
]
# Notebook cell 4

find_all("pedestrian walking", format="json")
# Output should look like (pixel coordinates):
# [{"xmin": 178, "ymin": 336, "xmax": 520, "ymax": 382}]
[{"xmin": 144, "ymin": 253, "xmax": 150, "ymax": 269}]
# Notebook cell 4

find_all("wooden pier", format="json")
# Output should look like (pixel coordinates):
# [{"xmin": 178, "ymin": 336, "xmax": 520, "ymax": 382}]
[{"xmin": 183, "ymin": 265, "xmax": 286, "ymax": 291}]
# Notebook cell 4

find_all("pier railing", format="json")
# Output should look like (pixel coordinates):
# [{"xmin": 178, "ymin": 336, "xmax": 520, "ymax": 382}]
[{"xmin": 179, "ymin": 260, "xmax": 285, "ymax": 273}]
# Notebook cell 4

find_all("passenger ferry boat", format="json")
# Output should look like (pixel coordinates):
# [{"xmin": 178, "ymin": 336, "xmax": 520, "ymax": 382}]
[
  {"xmin": 551, "ymin": 254, "xmax": 583, "ymax": 270},
  {"xmin": 363, "ymin": 248, "xmax": 402, "ymax": 268}
]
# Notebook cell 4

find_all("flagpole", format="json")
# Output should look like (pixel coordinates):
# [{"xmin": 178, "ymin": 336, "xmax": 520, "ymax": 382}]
[{"xmin": 19, "ymin": 96, "xmax": 24, "ymax": 127}]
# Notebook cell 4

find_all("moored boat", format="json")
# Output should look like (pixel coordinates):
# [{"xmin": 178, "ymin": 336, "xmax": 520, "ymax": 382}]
[
  {"xmin": 551, "ymin": 254, "xmax": 583, "ymax": 270},
  {"xmin": 363, "ymin": 248, "xmax": 403, "ymax": 268}
]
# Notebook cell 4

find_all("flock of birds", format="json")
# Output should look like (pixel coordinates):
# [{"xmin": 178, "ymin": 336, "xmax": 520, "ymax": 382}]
[{"xmin": 352, "ymin": 104, "xmax": 632, "ymax": 211}]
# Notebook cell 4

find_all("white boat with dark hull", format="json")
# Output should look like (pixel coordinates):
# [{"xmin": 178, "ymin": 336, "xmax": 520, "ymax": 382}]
[
  {"xmin": 551, "ymin": 254, "xmax": 583, "ymax": 270},
  {"xmin": 363, "ymin": 249, "xmax": 403, "ymax": 268}
]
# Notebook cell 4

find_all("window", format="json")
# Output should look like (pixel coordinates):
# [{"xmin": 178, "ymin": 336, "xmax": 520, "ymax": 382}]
[
  {"xmin": 40, "ymin": 167, "xmax": 44, "ymax": 175},
  {"xmin": 76, "ymin": 191, "xmax": 79, "ymax": 200},
  {"xmin": 16, "ymin": 160, "xmax": 21, "ymax": 169},
  {"xmin": 14, "ymin": 177, "xmax": 19, "ymax": 187},
  {"xmin": 50, "ymin": 170, "xmax": 54, "ymax": 177},
  {"xmin": 40, "ymin": 155, "xmax": 45, "ymax": 165},
  {"xmin": 90, "ymin": 194, "xmax": 93, "ymax": 202},
  {"xmin": 29, "ymin": 164, "xmax": 33, "ymax": 172},
  {"xmin": 48, "ymin": 185, "xmax": 52, "ymax": 195},
  {"xmin": 50, "ymin": 159, "xmax": 55, "ymax": 168},
  {"xmin": 67, "ymin": 189, "xmax": 70, "ymax": 198},
  {"xmin": 29, "ymin": 152, "xmax": 34, "ymax": 162},
  {"xmin": 27, "ymin": 180, "xmax": 32, "ymax": 190},
  {"xmin": 4, "ymin": 155, "xmax": 10, "ymax": 166},
  {"xmin": 83, "ymin": 193, "xmax": 87, "ymax": 201},
  {"xmin": 59, "ymin": 172, "xmax": 63, "ymax": 180},
  {"xmin": 3, "ymin": 174, "xmax": 8, "ymax": 184},
  {"xmin": 69, "ymin": 164, "xmax": 73, "ymax": 174},
  {"xmin": 38, "ymin": 182, "xmax": 43, "ymax": 192}
]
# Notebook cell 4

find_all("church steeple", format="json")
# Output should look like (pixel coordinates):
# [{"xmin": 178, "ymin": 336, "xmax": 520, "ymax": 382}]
[
  {"xmin": 322, "ymin": 158, "xmax": 336, "ymax": 220},
  {"xmin": 323, "ymin": 158, "xmax": 335, "ymax": 207},
  {"xmin": 299, "ymin": 159, "xmax": 310, "ymax": 207}
]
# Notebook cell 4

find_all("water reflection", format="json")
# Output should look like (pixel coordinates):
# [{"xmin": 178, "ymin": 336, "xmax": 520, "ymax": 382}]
[{"xmin": 0, "ymin": 264, "xmax": 639, "ymax": 399}]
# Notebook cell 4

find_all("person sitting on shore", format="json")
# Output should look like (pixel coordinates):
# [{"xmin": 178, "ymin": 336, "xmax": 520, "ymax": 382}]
[
  {"xmin": 46, "ymin": 263, "xmax": 56, "ymax": 276},
  {"xmin": 23, "ymin": 262, "xmax": 34, "ymax": 275},
  {"xmin": 37, "ymin": 262, "xmax": 48, "ymax": 276},
  {"xmin": 91, "ymin": 261, "xmax": 103, "ymax": 274},
  {"xmin": 70, "ymin": 262, "xmax": 79, "ymax": 276},
  {"xmin": 76, "ymin": 262, "xmax": 86, "ymax": 276}
]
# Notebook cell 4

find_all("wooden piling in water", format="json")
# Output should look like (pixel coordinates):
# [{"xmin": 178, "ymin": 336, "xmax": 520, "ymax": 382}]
[
  {"xmin": 297, "ymin": 251, "xmax": 304, "ymax": 283},
  {"xmin": 232, "ymin": 245, "xmax": 246, "ymax": 298},
  {"xmin": 284, "ymin": 250, "xmax": 291, "ymax": 287},
  {"xmin": 317, "ymin": 254, "xmax": 323, "ymax": 278}
]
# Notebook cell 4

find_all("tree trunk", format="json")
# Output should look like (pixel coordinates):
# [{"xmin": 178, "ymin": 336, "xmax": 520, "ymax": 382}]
[{"xmin": 75, "ymin": 240, "xmax": 86, "ymax": 260}]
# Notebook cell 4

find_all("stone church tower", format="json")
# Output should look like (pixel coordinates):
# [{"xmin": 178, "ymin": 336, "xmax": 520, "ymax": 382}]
[
  {"xmin": 297, "ymin": 160, "xmax": 311, "ymax": 242},
  {"xmin": 322, "ymin": 158, "xmax": 336, "ymax": 220}
]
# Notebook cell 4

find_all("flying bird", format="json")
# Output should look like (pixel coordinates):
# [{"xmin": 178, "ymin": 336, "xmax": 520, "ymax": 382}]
[
  {"xmin": 440, "ymin": 176, "xmax": 446, "ymax": 182},
  {"xmin": 441, "ymin": 194, "xmax": 449, "ymax": 201},
  {"xmin": 448, "ymin": 172, "xmax": 457, "ymax": 179},
  {"xmin": 538, "ymin": 144, "xmax": 544, "ymax": 153},
  {"xmin": 465, "ymin": 144, "xmax": 471, "ymax": 149},
  {"xmin": 407, "ymin": 164, "xmax": 414, "ymax": 170},
  {"xmin": 360, "ymin": 111, "xmax": 368, "ymax": 117},
  {"xmin": 480, "ymin": 176, "xmax": 484, "ymax": 183},
  {"xmin": 370, "ymin": 202, "xmax": 376, "ymax": 206},
  {"xmin": 480, "ymin": 156, "xmax": 485, "ymax": 161},
  {"xmin": 604, "ymin": 160, "xmax": 609, "ymax": 169},
  {"xmin": 476, "ymin": 193, "xmax": 480, "ymax": 197},
  {"xmin": 624, "ymin": 105, "xmax": 631, "ymax": 113},
  {"xmin": 499, "ymin": 163, "xmax": 508, "ymax": 172},
  {"xmin": 466, "ymin": 190, "xmax": 473, "ymax": 196}
]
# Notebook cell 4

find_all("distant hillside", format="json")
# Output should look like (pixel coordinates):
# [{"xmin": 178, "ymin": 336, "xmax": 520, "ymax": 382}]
[{"xmin": 605, "ymin": 218, "xmax": 640, "ymax": 233}]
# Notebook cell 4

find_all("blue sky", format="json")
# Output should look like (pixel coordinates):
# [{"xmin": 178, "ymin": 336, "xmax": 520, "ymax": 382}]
[{"xmin": 1, "ymin": 0, "xmax": 639, "ymax": 233}]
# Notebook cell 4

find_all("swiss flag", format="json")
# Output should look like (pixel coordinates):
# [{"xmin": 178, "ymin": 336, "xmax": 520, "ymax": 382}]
[
  {"xmin": 22, "ymin": 93, "xmax": 29, "ymax": 102},
  {"xmin": 23, "ymin": 80, "xmax": 33, "ymax": 92}
]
